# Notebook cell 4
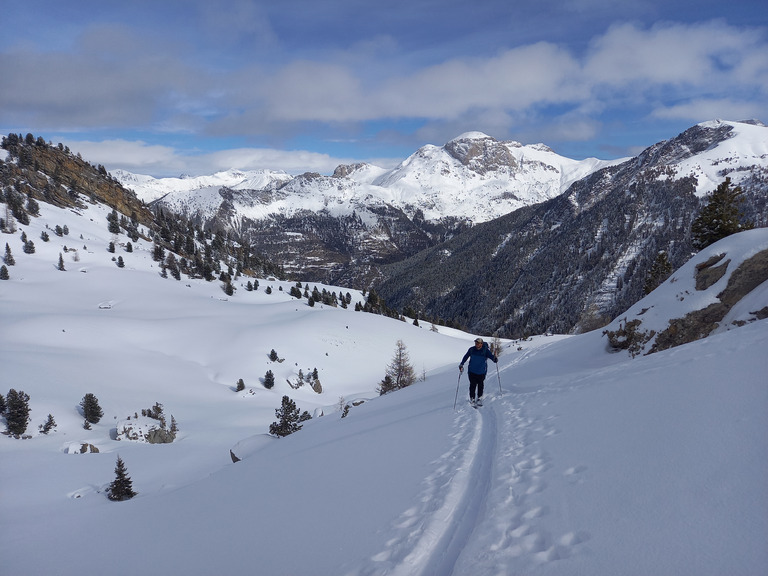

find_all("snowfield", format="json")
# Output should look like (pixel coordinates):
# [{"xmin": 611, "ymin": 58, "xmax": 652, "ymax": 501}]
[{"xmin": 1, "ymin": 200, "xmax": 766, "ymax": 576}]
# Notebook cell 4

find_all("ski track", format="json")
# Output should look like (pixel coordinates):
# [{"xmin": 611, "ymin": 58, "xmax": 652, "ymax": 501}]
[
  {"xmin": 355, "ymin": 370, "xmax": 591, "ymax": 576},
  {"xmin": 450, "ymin": 388, "xmax": 592, "ymax": 575}
]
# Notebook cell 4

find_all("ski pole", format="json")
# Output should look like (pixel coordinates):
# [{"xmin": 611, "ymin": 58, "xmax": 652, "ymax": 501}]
[
  {"xmin": 453, "ymin": 370, "xmax": 462, "ymax": 411},
  {"xmin": 496, "ymin": 362, "xmax": 502, "ymax": 396}
]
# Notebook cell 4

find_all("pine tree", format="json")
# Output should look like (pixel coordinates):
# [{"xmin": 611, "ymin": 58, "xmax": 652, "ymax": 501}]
[
  {"xmin": 57, "ymin": 253, "xmax": 66, "ymax": 271},
  {"xmin": 263, "ymin": 370, "xmax": 275, "ymax": 389},
  {"xmin": 0, "ymin": 265, "xmax": 8, "ymax": 280},
  {"xmin": 107, "ymin": 210, "xmax": 121, "ymax": 235},
  {"xmin": 107, "ymin": 456, "xmax": 137, "ymax": 501},
  {"xmin": 0, "ymin": 393, "xmax": 5, "ymax": 413},
  {"xmin": 5, "ymin": 389, "xmax": 31, "ymax": 436},
  {"xmin": 236, "ymin": 378, "xmax": 245, "ymax": 392},
  {"xmin": 691, "ymin": 177, "xmax": 754, "ymax": 250},
  {"xmin": 39, "ymin": 414, "xmax": 56, "ymax": 434},
  {"xmin": 269, "ymin": 349, "xmax": 279, "ymax": 362},
  {"xmin": 80, "ymin": 393, "xmax": 104, "ymax": 424},
  {"xmin": 643, "ymin": 251, "xmax": 674, "ymax": 295},
  {"xmin": 4, "ymin": 243, "xmax": 15, "ymax": 265},
  {"xmin": 269, "ymin": 395, "xmax": 311, "ymax": 437},
  {"xmin": 377, "ymin": 374, "xmax": 396, "ymax": 395}
]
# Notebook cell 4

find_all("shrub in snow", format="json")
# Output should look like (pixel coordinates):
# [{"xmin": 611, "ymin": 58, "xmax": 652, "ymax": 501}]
[
  {"xmin": 117, "ymin": 403, "xmax": 177, "ymax": 444},
  {"xmin": 236, "ymin": 378, "xmax": 245, "ymax": 392},
  {"xmin": 263, "ymin": 370, "xmax": 275, "ymax": 389},
  {"xmin": 39, "ymin": 414, "xmax": 56, "ymax": 434},
  {"xmin": 603, "ymin": 319, "xmax": 654, "ymax": 358}
]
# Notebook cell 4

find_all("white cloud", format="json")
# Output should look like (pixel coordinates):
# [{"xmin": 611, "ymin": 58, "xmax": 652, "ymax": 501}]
[
  {"xmin": 62, "ymin": 138, "xmax": 388, "ymax": 177},
  {"xmin": 583, "ymin": 21, "xmax": 768, "ymax": 92},
  {"xmin": 650, "ymin": 99, "xmax": 765, "ymax": 122},
  {"xmin": 2, "ymin": 17, "xmax": 765, "ymax": 155}
]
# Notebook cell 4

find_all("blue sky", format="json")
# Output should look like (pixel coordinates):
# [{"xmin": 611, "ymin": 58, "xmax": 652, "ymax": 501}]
[{"xmin": 1, "ymin": 0, "xmax": 766, "ymax": 176}]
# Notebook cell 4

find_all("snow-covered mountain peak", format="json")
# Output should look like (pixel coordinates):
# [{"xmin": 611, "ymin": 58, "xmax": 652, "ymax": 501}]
[
  {"xmin": 644, "ymin": 119, "xmax": 768, "ymax": 196},
  {"xmin": 449, "ymin": 131, "xmax": 494, "ymax": 142}
]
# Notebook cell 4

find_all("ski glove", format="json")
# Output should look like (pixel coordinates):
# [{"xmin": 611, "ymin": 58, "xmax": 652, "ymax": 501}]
[{"xmin": 459, "ymin": 365, "xmax": 464, "ymax": 372}]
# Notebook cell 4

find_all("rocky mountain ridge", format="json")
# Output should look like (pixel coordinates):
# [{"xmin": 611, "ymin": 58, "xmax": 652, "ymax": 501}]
[
  {"xmin": 375, "ymin": 120, "xmax": 768, "ymax": 337},
  {"xmin": 115, "ymin": 132, "xmax": 623, "ymax": 282}
]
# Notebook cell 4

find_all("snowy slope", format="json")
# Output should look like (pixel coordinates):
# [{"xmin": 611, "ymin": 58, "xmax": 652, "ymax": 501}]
[
  {"xmin": 114, "ymin": 121, "xmax": 768, "ymax": 232},
  {"xmin": 666, "ymin": 120, "xmax": 768, "ymax": 196},
  {"xmin": 116, "ymin": 132, "xmax": 625, "ymax": 225},
  {"xmin": 114, "ymin": 168, "xmax": 293, "ymax": 203},
  {"xmin": 1, "ymin": 200, "xmax": 767, "ymax": 576}
]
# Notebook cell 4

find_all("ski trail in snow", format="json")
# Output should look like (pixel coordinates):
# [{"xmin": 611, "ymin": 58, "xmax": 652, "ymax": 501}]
[
  {"xmin": 450, "ymin": 389, "xmax": 591, "ymax": 574},
  {"xmin": 358, "ymin": 403, "xmax": 495, "ymax": 576}
]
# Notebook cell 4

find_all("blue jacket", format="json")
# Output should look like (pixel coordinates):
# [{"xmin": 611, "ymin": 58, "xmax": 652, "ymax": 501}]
[{"xmin": 461, "ymin": 343, "xmax": 497, "ymax": 375}]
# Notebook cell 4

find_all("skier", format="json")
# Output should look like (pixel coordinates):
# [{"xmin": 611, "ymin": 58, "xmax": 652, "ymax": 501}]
[{"xmin": 459, "ymin": 337, "xmax": 497, "ymax": 406}]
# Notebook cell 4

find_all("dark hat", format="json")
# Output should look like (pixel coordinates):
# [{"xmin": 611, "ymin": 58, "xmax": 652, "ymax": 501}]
[{"xmin": 474, "ymin": 337, "xmax": 483, "ymax": 343}]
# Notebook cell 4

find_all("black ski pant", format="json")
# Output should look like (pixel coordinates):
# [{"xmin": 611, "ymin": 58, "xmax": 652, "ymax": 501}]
[{"xmin": 468, "ymin": 371, "xmax": 486, "ymax": 400}]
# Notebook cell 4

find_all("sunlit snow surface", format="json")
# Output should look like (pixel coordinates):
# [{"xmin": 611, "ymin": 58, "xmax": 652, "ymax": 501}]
[{"xmin": 1, "ymin": 200, "xmax": 766, "ymax": 576}]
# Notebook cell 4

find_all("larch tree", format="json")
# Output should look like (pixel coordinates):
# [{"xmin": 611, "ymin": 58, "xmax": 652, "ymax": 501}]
[{"xmin": 378, "ymin": 339, "xmax": 416, "ymax": 395}]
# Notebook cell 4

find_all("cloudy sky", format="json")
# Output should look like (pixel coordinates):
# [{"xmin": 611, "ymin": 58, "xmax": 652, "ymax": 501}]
[{"xmin": 1, "ymin": 0, "xmax": 766, "ymax": 176}]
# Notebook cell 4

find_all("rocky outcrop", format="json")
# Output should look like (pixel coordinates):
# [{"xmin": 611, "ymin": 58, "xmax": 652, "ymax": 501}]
[{"xmin": 1, "ymin": 134, "xmax": 154, "ymax": 227}]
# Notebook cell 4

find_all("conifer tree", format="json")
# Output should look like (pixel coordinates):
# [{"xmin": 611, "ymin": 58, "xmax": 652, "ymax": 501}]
[
  {"xmin": 5, "ymin": 389, "xmax": 31, "ymax": 436},
  {"xmin": 269, "ymin": 395, "xmax": 311, "ymax": 437},
  {"xmin": 643, "ymin": 251, "xmax": 674, "ymax": 295},
  {"xmin": 57, "ymin": 253, "xmax": 66, "ymax": 271},
  {"xmin": 691, "ymin": 177, "xmax": 754, "ymax": 250},
  {"xmin": 39, "ymin": 414, "xmax": 56, "ymax": 434},
  {"xmin": 0, "ymin": 393, "xmax": 6, "ymax": 413},
  {"xmin": 107, "ymin": 456, "xmax": 137, "ymax": 501},
  {"xmin": 4, "ymin": 243, "xmax": 15, "ymax": 265},
  {"xmin": 0, "ymin": 265, "xmax": 8, "ymax": 280},
  {"xmin": 263, "ymin": 370, "xmax": 275, "ymax": 389},
  {"xmin": 80, "ymin": 393, "xmax": 104, "ymax": 424}
]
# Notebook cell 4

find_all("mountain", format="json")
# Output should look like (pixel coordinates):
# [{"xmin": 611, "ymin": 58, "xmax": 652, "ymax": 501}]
[
  {"xmin": 115, "ymin": 132, "xmax": 622, "ymax": 283},
  {"xmin": 375, "ymin": 120, "xmax": 768, "ymax": 337},
  {"xmin": 1, "ymin": 188, "xmax": 766, "ymax": 575}
]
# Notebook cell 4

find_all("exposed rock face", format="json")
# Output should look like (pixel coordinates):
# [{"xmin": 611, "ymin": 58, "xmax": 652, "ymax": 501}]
[
  {"xmin": 1, "ymin": 136, "xmax": 154, "ymax": 228},
  {"xmin": 694, "ymin": 254, "xmax": 729, "ymax": 290},
  {"xmin": 444, "ymin": 134, "xmax": 519, "ymax": 174},
  {"xmin": 145, "ymin": 427, "xmax": 177, "ymax": 444},
  {"xmin": 649, "ymin": 250, "xmax": 768, "ymax": 353}
]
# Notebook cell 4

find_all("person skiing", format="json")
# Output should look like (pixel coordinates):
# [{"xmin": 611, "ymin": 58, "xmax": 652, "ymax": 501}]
[{"xmin": 459, "ymin": 337, "xmax": 497, "ymax": 406}]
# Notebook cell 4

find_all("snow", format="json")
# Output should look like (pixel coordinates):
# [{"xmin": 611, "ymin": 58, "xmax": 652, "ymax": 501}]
[
  {"xmin": 116, "ymin": 134, "xmax": 626, "ymax": 227},
  {"xmin": 1, "ymin": 199, "xmax": 767, "ymax": 576},
  {"xmin": 671, "ymin": 120, "xmax": 768, "ymax": 196}
]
